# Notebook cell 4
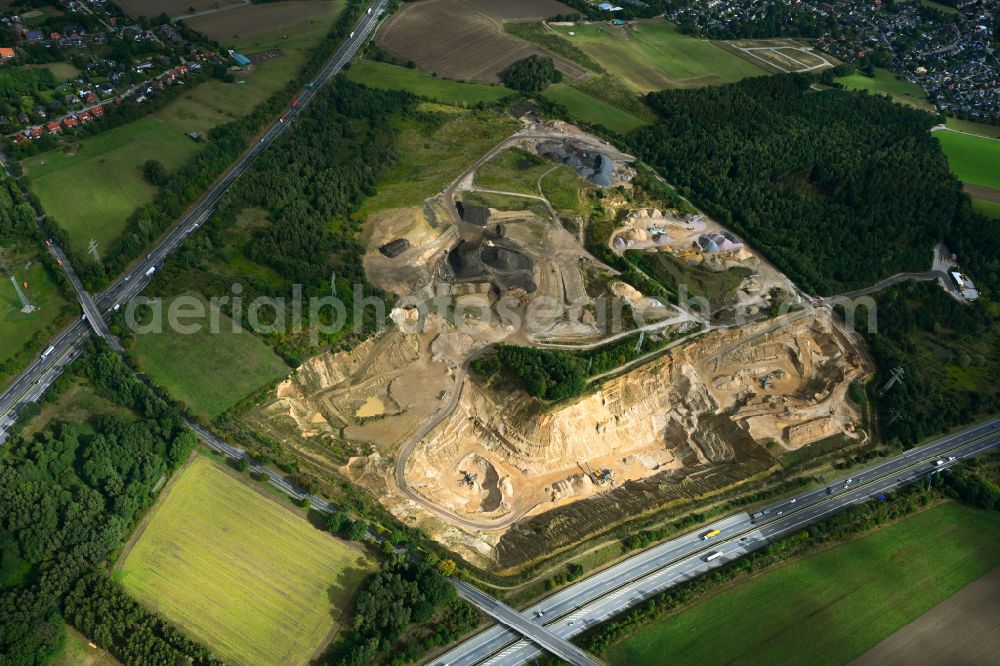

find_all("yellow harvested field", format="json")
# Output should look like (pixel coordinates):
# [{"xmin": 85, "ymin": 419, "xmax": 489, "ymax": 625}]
[{"xmin": 118, "ymin": 455, "xmax": 373, "ymax": 666}]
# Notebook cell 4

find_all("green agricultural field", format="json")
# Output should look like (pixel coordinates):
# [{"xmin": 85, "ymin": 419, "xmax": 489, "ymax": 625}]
[
  {"xmin": 0, "ymin": 246, "xmax": 74, "ymax": 367},
  {"xmin": 461, "ymin": 190, "xmax": 547, "ymax": 213},
  {"xmin": 837, "ymin": 67, "xmax": 935, "ymax": 112},
  {"xmin": 355, "ymin": 108, "xmax": 518, "ymax": 217},
  {"xmin": 24, "ymin": 61, "xmax": 80, "ymax": 81},
  {"xmin": 549, "ymin": 20, "xmax": 764, "ymax": 91},
  {"xmin": 971, "ymin": 199, "xmax": 1000, "ymax": 218},
  {"xmin": 934, "ymin": 130, "xmax": 1000, "ymax": 190},
  {"xmin": 160, "ymin": 1, "xmax": 345, "ymax": 135},
  {"xmin": 606, "ymin": 502, "xmax": 1000, "ymax": 666},
  {"xmin": 944, "ymin": 117, "xmax": 1000, "ymax": 139},
  {"xmin": 21, "ymin": 117, "xmax": 202, "ymax": 258},
  {"xmin": 118, "ymin": 454, "xmax": 373, "ymax": 666},
  {"xmin": 475, "ymin": 148, "xmax": 554, "ymax": 195},
  {"xmin": 543, "ymin": 84, "xmax": 647, "ymax": 134},
  {"xmin": 346, "ymin": 59, "xmax": 514, "ymax": 106},
  {"xmin": 131, "ymin": 295, "xmax": 289, "ymax": 418}
]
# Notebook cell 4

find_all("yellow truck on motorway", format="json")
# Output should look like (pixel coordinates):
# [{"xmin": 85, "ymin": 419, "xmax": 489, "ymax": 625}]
[{"xmin": 701, "ymin": 529, "xmax": 721, "ymax": 540}]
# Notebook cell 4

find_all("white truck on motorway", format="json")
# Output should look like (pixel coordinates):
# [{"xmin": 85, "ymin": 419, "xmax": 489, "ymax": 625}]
[
  {"xmin": 703, "ymin": 551, "xmax": 723, "ymax": 562},
  {"xmin": 40, "ymin": 345, "xmax": 55, "ymax": 360},
  {"xmin": 145, "ymin": 266, "xmax": 156, "ymax": 277}
]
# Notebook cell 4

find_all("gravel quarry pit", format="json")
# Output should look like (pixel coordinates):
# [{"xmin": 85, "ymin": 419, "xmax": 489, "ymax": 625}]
[
  {"xmin": 245, "ymin": 123, "xmax": 872, "ymax": 566},
  {"xmin": 251, "ymin": 307, "xmax": 869, "ymax": 564}
]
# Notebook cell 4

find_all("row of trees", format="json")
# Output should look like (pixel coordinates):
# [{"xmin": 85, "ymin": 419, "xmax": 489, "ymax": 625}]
[
  {"xmin": 631, "ymin": 74, "xmax": 1000, "ymax": 297},
  {"xmin": 0, "ymin": 341, "xmax": 209, "ymax": 665},
  {"xmin": 0, "ymin": 170, "xmax": 77, "ymax": 387}
]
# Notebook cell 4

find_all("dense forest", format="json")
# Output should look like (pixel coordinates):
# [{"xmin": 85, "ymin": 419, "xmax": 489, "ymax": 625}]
[
  {"xmin": 0, "ymin": 342, "xmax": 218, "ymax": 665},
  {"xmin": 852, "ymin": 282, "xmax": 1000, "ymax": 446},
  {"xmin": 474, "ymin": 333, "xmax": 682, "ymax": 402},
  {"xmin": 503, "ymin": 55, "xmax": 562, "ymax": 93},
  {"xmin": 477, "ymin": 345, "xmax": 588, "ymax": 401},
  {"xmin": 157, "ymin": 78, "xmax": 415, "ymax": 363},
  {"xmin": 238, "ymin": 79, "xmax": 410, "ymax": 291},
  {"xmin": 0, "ymin": 172, "xmax": 36, "ymax": 242},
  {"xmin": 631, "ymin": 75, "xmax": 1000, "ymax": 297},
  {"xmin": 324, "ymin": 558, "xmax": 479, "ymax": 666}
]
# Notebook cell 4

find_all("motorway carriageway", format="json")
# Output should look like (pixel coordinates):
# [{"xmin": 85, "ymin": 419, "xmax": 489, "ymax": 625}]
[
  {"xmin": 0, "ymin": 0, "xmax": 388, "ymax": 443},
  {"xmin": 432, "ymin": 417, "xmax": 1000, "ymax": 666}
]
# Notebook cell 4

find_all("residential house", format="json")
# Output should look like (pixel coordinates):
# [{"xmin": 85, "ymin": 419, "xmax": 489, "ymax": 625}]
[
  {"xmin": 46, "ymin": 121, "xmax": 60, "ymax": 134},
  {"xmin": 63, "ymin": 115, "xmax": 79, "ymax": 128},
  {"xmin": 0, "ymin": 47, "xmax": 14, "ymax": 62}
]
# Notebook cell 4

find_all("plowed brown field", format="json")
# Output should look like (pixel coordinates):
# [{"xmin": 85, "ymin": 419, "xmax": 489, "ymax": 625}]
[
  {"xmin": 377, "ymin": 0, "xmax": 588, "ymax": 83},
  {"xmin": 467, "ymin": 0, "xmax": 574, "ymax": 20}
]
